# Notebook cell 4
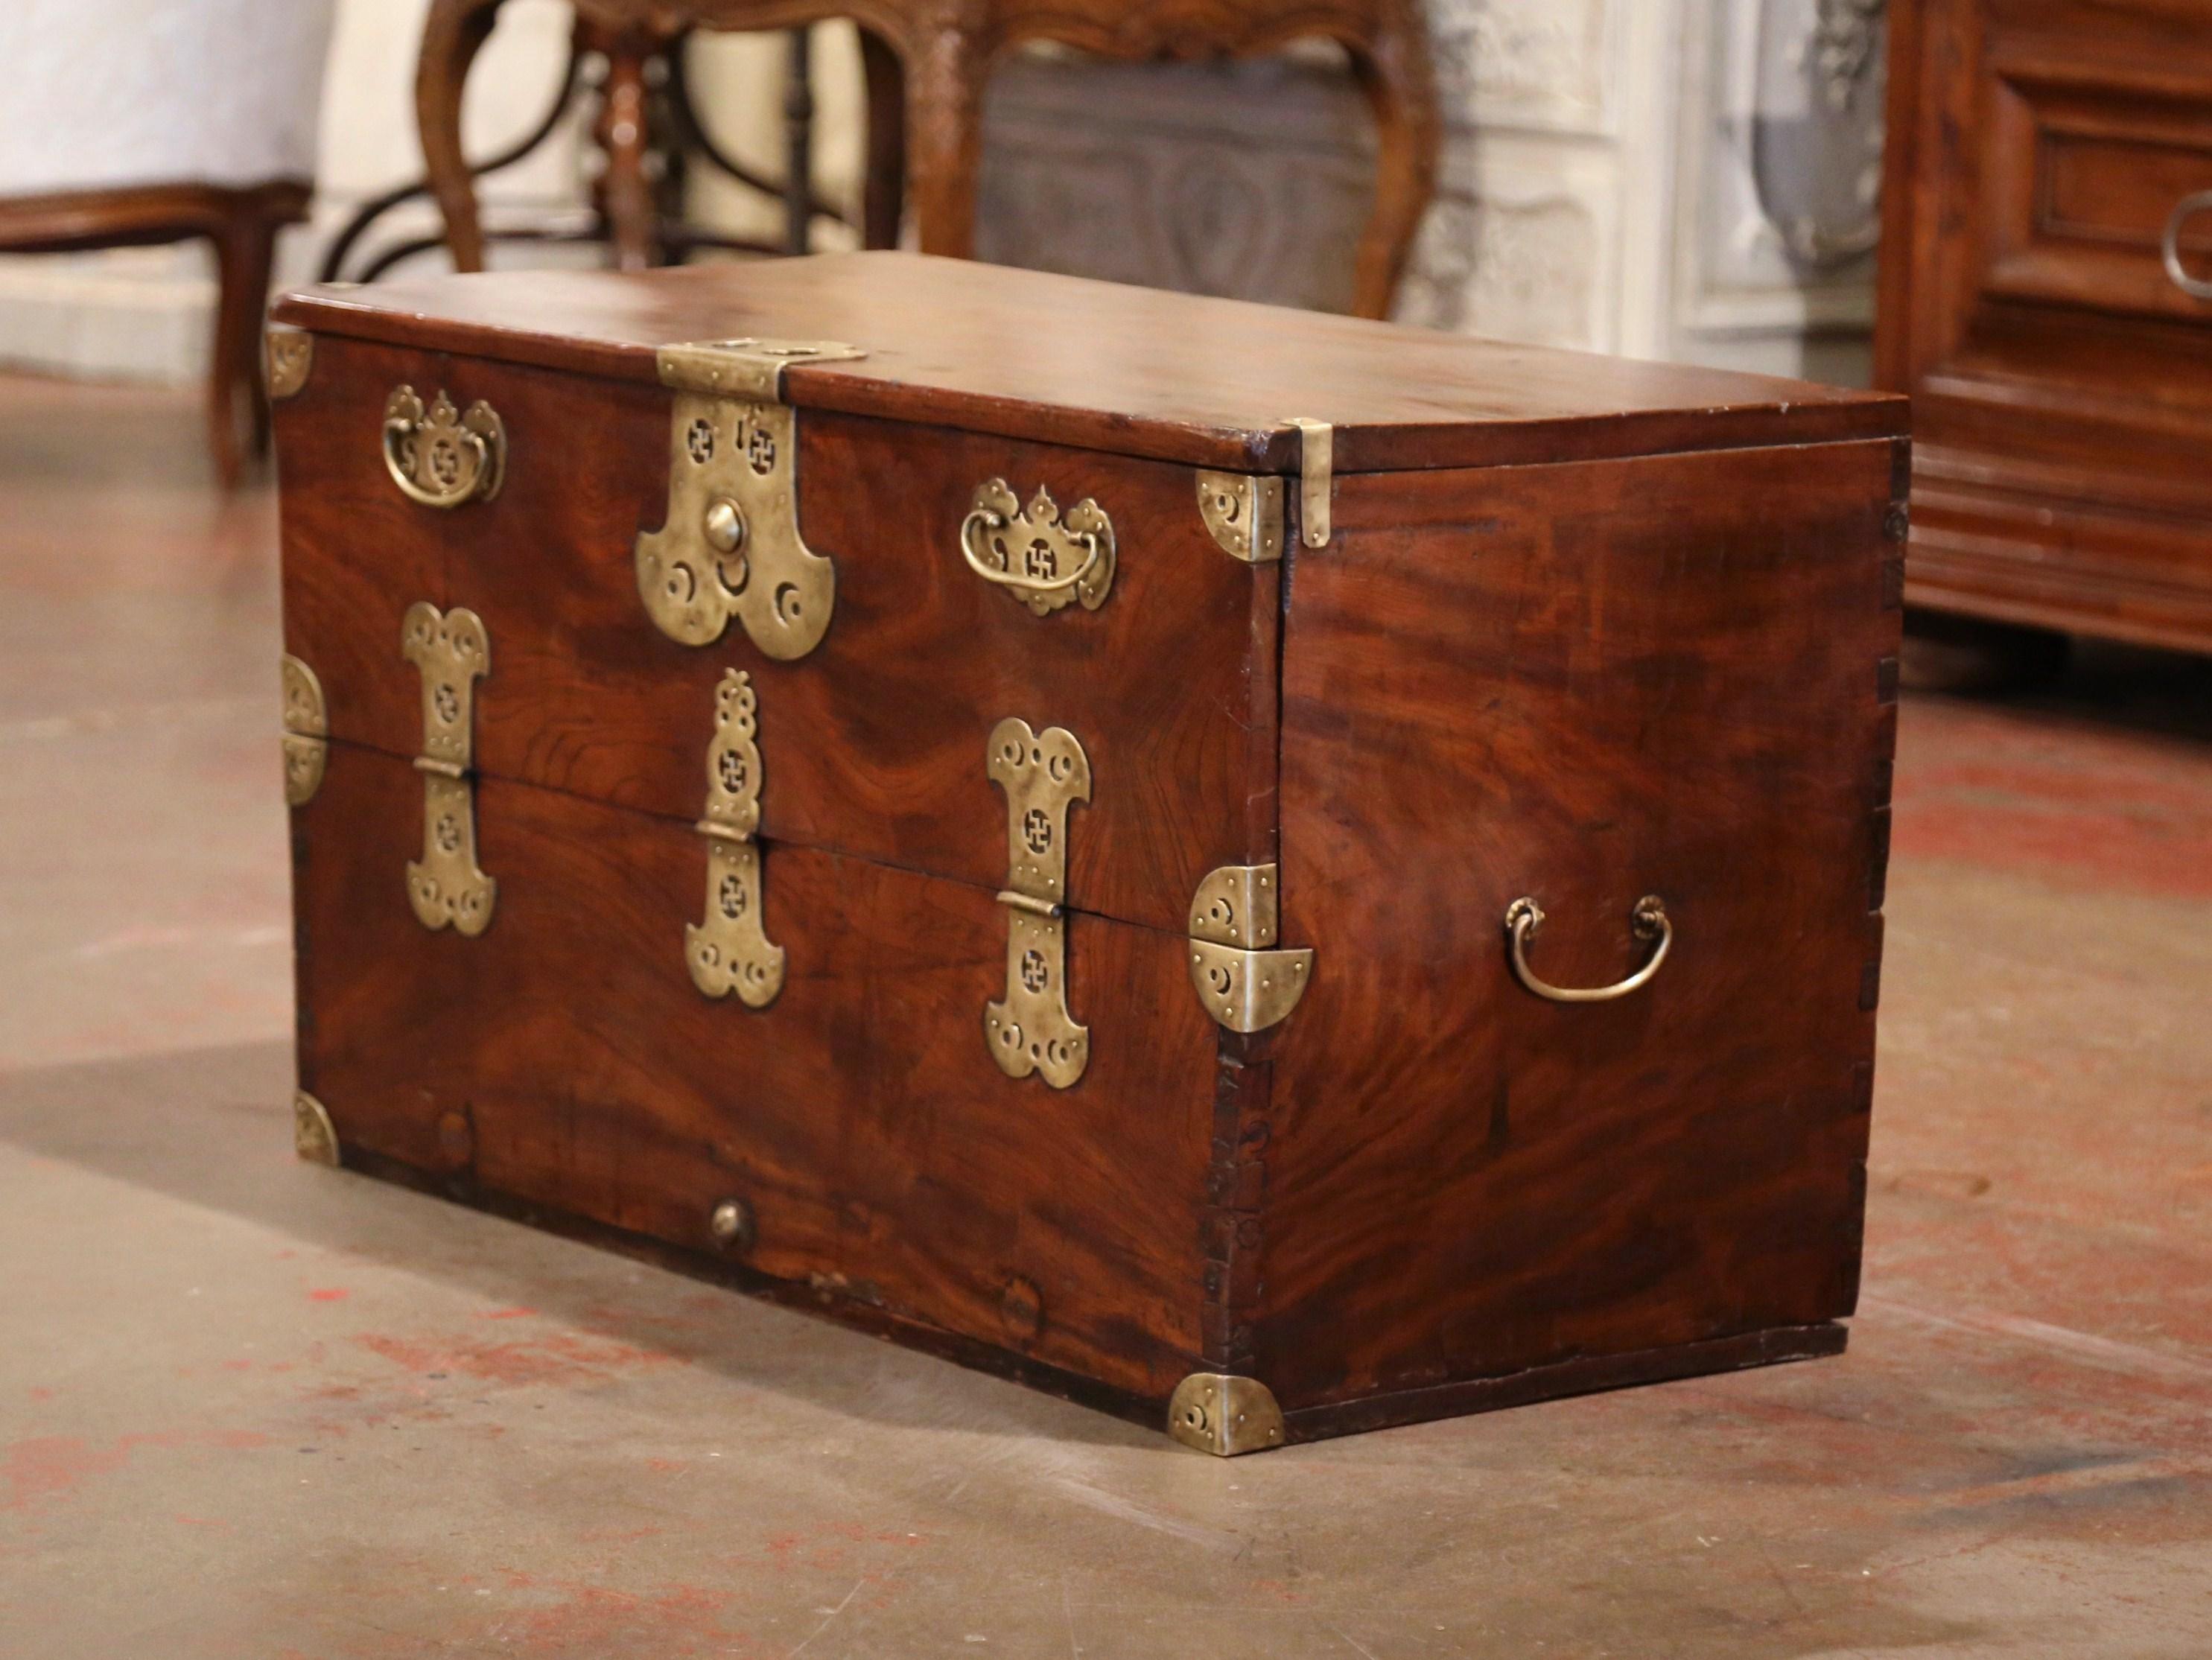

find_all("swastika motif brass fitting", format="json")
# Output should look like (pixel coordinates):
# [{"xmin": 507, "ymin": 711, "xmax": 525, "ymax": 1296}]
[
  {"xmin": 401, "ymin": 602, "xmax": 495, "ymax": 935},
  {"xmin": 686, "ymin": 669, "xmax": 784, "ymax": 1008},
  {"xmin": 985, "ymin": 718, "xmax": 1091, "ymax": 1089}
]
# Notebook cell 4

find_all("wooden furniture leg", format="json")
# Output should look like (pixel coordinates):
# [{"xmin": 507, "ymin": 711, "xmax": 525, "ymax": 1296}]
[
  {"xmin": 859, "ymin": 28, "xmax": 906, "ymax": 249},
  {"xmin": 595, "ymin": 31, "xmax": 661, "ymax": 268},
  {"xmin": 1344, "ymin": 1, "xmax": 1438, "ymax": 322},
  {"xmin": 903, "ymin": 24, "xmax": 987, "ymax": 259},
  {"xmin": 209, "ymin": 197, "xmax": 287, "ymax": 486},
  {"xmin": 417, "ymin": 0, "xmax": 510, "ymax": 273}
]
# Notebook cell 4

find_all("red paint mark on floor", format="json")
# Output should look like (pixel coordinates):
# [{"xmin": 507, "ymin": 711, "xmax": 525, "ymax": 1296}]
[
  {"xmin": 306, "ymin": 1288, "xmax": 351, "ymax": 1303},
  {"xmin": 354, "ymin": 1329, "xmax": 670, "ymax": 1388},
  {"xmin": 491, "ymin": 1581, "xmax": 751, "ymax": 1658},
  {"xmin": 645, "ymin": 1457, "xmax": 685, "ymax": 1472},
  {"xmin": 3, "ymin": 1428, "xmax": 270, "ymax": 1513},
  {"xmin": 477, "ymin": 1307, "xmax": 535, "ymax": 1320},
  {"xmin": 24, "ymin": 1387, "xmax": 52, "ymax": 1402}
]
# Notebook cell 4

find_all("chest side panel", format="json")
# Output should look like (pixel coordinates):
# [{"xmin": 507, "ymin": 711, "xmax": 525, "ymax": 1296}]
[{"xmin": 1261, "ymin": 439, "xmax": 1903, "ymax": 1412}]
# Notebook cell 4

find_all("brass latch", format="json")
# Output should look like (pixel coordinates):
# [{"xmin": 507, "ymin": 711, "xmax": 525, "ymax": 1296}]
[
  {"xmin": 1285, "ymin": 416, "xmax": 1332, "ymax": 549},
  {"xmin": 401, "ymin": 602, "xmax": 495, "ymax": 935},
  {"xmin": 685, "ymin": 669, "xmax": 784, "ymax": 1007},
  {"xmin": 1187, "ymin": 864, "xmax": 1313, "ymax": 1034},
  {"xmin": 635, "ymin": 337, "xmax": 864, "ymax": 661},
  {"xmin": 280, "ymin": 653, "xmax": 328, "ymax": 807},
  {"xmin": 985, "ymin": 718, "xmax": 1090, "ymax": 1089}
]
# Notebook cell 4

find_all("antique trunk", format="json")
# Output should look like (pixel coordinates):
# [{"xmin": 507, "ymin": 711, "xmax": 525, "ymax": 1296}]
[{"xmin": 269, "ymin": 253, "xmax": 1907, "ymax": 1454}]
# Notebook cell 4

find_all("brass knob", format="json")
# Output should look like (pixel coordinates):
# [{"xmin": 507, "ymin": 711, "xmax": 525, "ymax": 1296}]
[
  {"xmin": 704, "ymin": 497, "xmax": 746, "ymax": 554},
  {"xmin": 708, "ymin": 1197, "xmax": 755, "ymax": 1253}
]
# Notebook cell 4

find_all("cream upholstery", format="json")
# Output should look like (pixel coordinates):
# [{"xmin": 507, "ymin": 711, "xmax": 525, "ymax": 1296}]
[{"xmin": 0, "ymin": 0, "xmax": 337, "ymax": 195}]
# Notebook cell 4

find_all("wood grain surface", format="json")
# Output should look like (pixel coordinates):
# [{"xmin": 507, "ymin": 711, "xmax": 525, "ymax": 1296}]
[
  {"xmin": 1257, "ymin": 439, "xmax": 1902, "ymax": 1411},
  {"xmin": 273, "ymin": 253, "xmax": 1906, "ymax": 475},
  {"xmin": 293, "ymin": 742, "xmax": 1217, "ymax": 1402}
]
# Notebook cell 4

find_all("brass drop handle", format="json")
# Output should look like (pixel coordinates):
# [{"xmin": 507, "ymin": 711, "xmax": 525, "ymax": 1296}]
[
  {"xmin": 383, "ymin": 385, "xmax": 506, "ymax": 509},
  {"xmin": 958, "ymin": 479, "xmax": 1118, "ymax": 614},
  {"xmin": 1504, "ymin": 894, "xmax": 1672, "ymax": 1005},
  {"xmin": 2162, "ymin": 191, "xmax": 2212, "ymax": 302}
]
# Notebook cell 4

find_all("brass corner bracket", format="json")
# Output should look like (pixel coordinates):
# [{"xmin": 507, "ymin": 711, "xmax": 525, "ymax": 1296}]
[
  {"xmin": 265, "ymin": 328, "xmax": 314, "ymax": 400},
  {"xmin": 636, "ymin": 339, "xmax": 864, "ymax": 661},
  {"xmin": 686, "ymin": 668, "xmax": 784, "ymax": 1008},
  {"xmin": 1168, "ymin": 1373, "xmax": 1285, "ymax": 1456},
  {"xmin": 401, "ymin": 602, "xmax": 495, "ymax": 935},
  {"xmin": 293, "ymin": 1090, "xmax": 340, "ymax": 1167},
  {"xmin": 280, "ymin": 653, "xmax": 328, "ymax": 807},
  {"xmin": 985, "ymin": 718, "xmax": 1091, "ymax": 1089},
  {"xmin": 1284, "ymin": 417, "xmax": 1332, "ymax": 549},
  {"xmin": 1195, "ymin": 471, "xmax": 1285, "ymax": 564},
  {"xmin": 1187, "ymin": 864, "xmax": 1313, "ymax": 1034}
]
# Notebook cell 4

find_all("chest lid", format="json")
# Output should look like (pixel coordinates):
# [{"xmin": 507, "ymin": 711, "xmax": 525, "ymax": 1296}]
[{"xmin": 273, "ymin": 252, "xmax": 1905, "ymax": 477}]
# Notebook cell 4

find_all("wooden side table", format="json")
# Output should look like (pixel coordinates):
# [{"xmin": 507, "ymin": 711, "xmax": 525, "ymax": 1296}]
[{"xmin": 415, "ymin": 0, "xmax": 1437, "ymax": 319}]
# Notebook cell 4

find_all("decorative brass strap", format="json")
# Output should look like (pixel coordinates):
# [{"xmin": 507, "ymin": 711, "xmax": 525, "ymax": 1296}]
[
  {"xmin": 383, "ymin": 387, "xmax": 506, "ymax": 508},
  {"xmin": 279, "ymin": 653, "xmax": 328, "ymax": 807},
  {"xmin": 985, "ymin": 718, "xmax": 1090, "ymax": 1089},
  {"xmin": 1504, "ymin": 894, "xmax": 1672, "ymax": 1004},
  {"xmin": 1186, "ymin": 864, "xmax": 1314, "ymax": 1034},
  {"xmin": 686, "ymin": 670, "xmax": 784, "ymax": 1008},
  {"xmin": 401, "ymin": 602, "xmax": 495, "ymax": 935},
  {"xmin": 960, "ymin": 481, "xmax": 1116, "ymax": 614},
  {"xmin": 635, "ymin": 338, "xmax": 862, "ymax": 661}
]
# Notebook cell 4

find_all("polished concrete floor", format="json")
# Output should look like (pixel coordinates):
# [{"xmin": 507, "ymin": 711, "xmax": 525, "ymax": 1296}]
[{"xmin": 2, "ymin": 376, "xmax": 2208, "ymax": 1659}]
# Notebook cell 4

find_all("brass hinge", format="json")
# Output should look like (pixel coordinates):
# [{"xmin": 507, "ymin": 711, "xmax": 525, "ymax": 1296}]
[
  {"xmin": 635, "ymin": 338, "xmax": 865, "ymax": 661},
  {"xmin": 985, "ymin": 718, "xmax": 1091, "ymax": 1089},
  {"xmin": 280, "ymin": 653, "xmax": 328, "ymax": 807},
  {"xmin": 1284, "ymin": 417, "xmax": 1332, "ymax": 549},
  {"xmin": 685, "ymin": 669, "xmax": 784, "ymax": 1007},
  {"xmin": 1167, "ymin": 1373, "xmax": 1285, "ymax": 1456},
  {"xmin": 1195, "ymin": 471, "xmax": 1285, "ymax": 564},
  {"xmin": 401, "ymin": 602, "xmax": 495, "ymax": 935},
  {"xmin": 1187, "ymin": 863, "xmax": 1313, "ymax": 1034}
]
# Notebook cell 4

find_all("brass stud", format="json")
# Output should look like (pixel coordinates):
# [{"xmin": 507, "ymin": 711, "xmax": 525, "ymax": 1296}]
[
  {"xmin": 708, "ymin": 1197, "xmax": 755, "ymax": 1253},
  {"xmin": 704, "ymin": 496, "xmax": 746, "ymax": 556}
]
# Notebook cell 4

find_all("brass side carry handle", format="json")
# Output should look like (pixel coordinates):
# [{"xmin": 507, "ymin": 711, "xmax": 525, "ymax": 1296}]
[
  {"xmin": 959, "ymin": 480, "xmax": 1116, "ymax": 615},
  {"xmin": 384, "ymin": 385, "xmax": 506, "ymax": 508},
  {"xmin": 1504, "ymin": 894, "xmax": 1672, "ymax": 1004},
  {"xmin": 2162, "ymin": 191, "xmax": 2212, "ymax": 302}
]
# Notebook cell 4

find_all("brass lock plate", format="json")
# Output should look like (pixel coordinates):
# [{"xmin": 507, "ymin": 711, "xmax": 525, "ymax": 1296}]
[
  {"xmin": 960, "ymin": 480, "xmax": 1116, "ymax": 614},
  {"xmin": 401, "ymin": 602, "xmax": 495, "ymax": 935},
  {"xmin": 1188, "ymin": 863, "xmax": 1314, "ymax": 1034},
  {"xmin": 384, "ymin": 387, "xmax": 506, "ymax": 508},
  {"xmin": 985, "ymin": 718, "xmax": 1091, "ymax": 1089},
  {"xmin": 280, "ymin": 652, "xmax": 328, "ymax": 807},
  {"xmin": 687, "ymin": 669, "xmax": 784, "ymax": 1007},
  {"xmin": 635, "ymin": 339, "xmax": 862, "ymax": 661}
]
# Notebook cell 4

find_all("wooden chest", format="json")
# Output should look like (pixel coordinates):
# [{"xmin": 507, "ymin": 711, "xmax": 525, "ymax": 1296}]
[{"xmin": 270, "ymin": 254, "xmax": 1907, "ymax": 1454}]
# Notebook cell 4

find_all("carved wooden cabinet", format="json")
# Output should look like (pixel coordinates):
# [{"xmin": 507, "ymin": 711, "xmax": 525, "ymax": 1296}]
[
  {"xmin": 271, "ymin": 253, "xmax": 1906, "ymax": 1452},
  {"xmin": 1878, "ymin": 0, "xmax": 2212, "ymax": 650}
]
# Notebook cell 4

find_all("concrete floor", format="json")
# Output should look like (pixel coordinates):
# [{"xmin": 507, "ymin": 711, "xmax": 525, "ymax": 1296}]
[{"xmin": 2, "ymin": 375, "xmax": 2209, "ymax": 1659}]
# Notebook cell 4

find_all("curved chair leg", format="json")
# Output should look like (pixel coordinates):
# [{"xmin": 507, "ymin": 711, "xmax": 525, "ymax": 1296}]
[
  {"xmin": 207, "ymin": 191, "xmax": 289, "ymax": 489},
  {"xmin": 904, "ymin": 28, "xmax": 987, "ymax": 260},
  {"xmin": 859, "ymin": 28, "xmax": 906, "ymax": 249},
  {"xmin": 416, "ymin": 0, "xmax": 509, "ymax": 272},
  {"xmin": 1345, "ymin": 4, "xmax": 1440, "ymax": 321}
]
